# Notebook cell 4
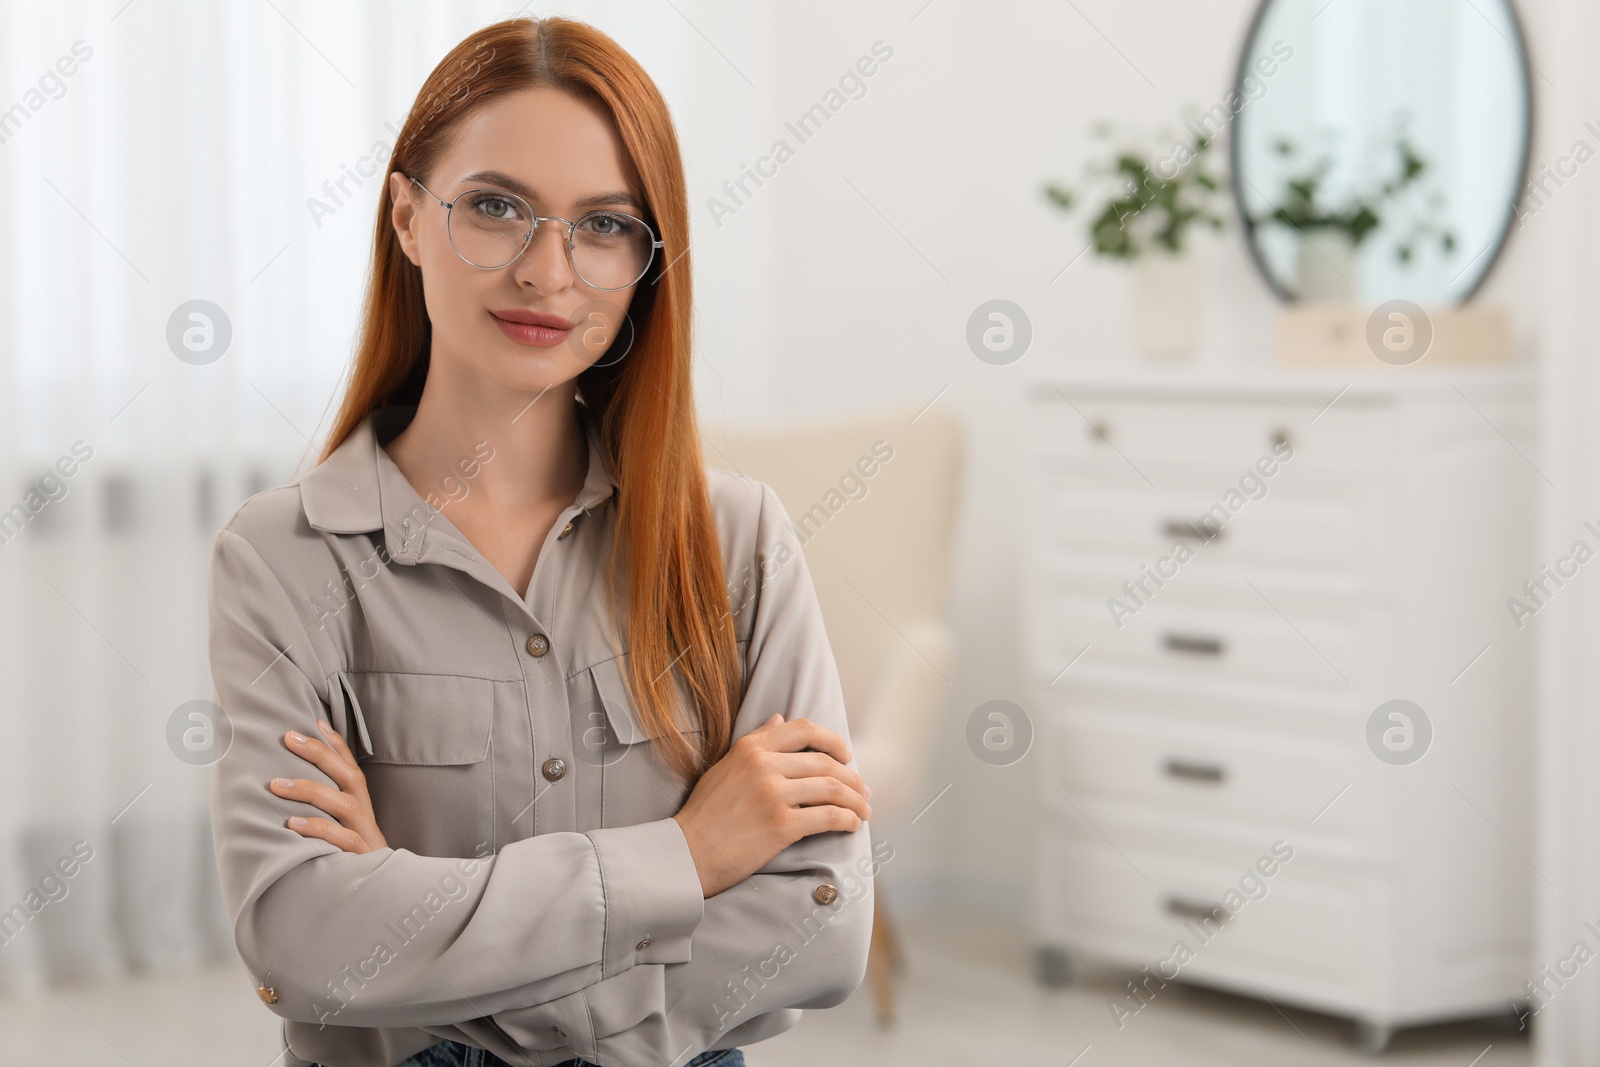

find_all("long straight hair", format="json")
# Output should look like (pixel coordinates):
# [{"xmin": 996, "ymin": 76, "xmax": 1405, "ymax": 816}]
[{"xmin": 316, "ymin": 16, "xmax": 739, "ymax": 781}]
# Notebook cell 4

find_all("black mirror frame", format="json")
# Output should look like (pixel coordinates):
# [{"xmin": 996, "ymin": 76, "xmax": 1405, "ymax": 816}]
[{"xmin": 1228, "ymin": 0, "xmax": 1538, "ymax": 305}]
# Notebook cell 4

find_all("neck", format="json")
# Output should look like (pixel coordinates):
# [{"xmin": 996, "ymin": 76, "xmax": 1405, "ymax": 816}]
[{"xmin": 384, "ymin": 371, "xmax": 587, "ymax": 514}]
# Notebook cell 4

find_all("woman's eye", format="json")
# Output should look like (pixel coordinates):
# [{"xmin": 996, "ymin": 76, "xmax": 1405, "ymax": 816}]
[
  {"xmin": 581, "ymin": 213, "xmax": 636, "ymax": 238},
  {"xmin": 468, "ymin": 194, "xmax": 522, "ymax": 221}
]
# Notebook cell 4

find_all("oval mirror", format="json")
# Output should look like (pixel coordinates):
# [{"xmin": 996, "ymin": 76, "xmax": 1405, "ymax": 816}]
[{"xmin": 1230, "ymin": 0, "xmax": 1533, "ymax": 304}]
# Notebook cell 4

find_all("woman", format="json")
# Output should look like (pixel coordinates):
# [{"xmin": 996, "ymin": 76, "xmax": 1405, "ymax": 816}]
[{"xmin": 206, "ymin": 16, "xmax": 877, "ymax": 1067}]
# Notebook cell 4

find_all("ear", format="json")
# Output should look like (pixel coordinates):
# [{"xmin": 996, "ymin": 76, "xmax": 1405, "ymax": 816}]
[{"xmin": 389, "ymin": 171, "xmax": 422, "ymax": 267}]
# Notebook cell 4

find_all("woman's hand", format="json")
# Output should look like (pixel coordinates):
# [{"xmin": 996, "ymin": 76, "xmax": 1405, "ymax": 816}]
[
  {"xmin": 269, "ymin": 718, "xmax": 388, "ymax": 854},
  {"xmin": 672, "ymin": 714, "xmax": 873, "ymax": 900}
]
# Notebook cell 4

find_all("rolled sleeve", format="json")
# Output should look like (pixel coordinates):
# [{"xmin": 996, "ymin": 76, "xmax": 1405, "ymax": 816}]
[{"xmin": 586, "ymin": 817, "xmax": 706, "ymax": 974}]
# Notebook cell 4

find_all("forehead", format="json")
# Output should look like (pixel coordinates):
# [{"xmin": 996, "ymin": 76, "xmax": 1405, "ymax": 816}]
[{"xmin": 436, "ymin": 86, "xmax": 641, "ymax": 204}]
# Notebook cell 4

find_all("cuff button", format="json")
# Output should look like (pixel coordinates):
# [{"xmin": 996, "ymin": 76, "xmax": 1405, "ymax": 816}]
[{"xmin": 813, "ymin": 883, "xmax": 840, "ymax": 905}]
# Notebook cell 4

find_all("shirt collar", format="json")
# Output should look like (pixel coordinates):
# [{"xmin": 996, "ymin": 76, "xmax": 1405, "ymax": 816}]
[{"xmin": 300, "ymin": 395, "xmax": 619, "ymax": 557}]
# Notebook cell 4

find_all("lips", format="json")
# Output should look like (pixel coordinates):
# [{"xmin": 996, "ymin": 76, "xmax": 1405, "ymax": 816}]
[
  {"xmin": 490, "ymin": 308, "xmax": 574, "ymax": 329},
  {"xmin": 489, "ymin": 308, "xmax": 576, "ymax": 349}
]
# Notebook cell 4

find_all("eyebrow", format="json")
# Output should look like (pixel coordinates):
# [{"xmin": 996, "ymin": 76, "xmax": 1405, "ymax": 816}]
[{"xmin": 457, "ymin": 170, "xmax": 643, "ymax": 212}]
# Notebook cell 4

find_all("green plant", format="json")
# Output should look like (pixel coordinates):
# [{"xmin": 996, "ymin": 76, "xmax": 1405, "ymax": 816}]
[
  {"xmin": 1256, "ymin": 131, "xmax": 1456, "ymax": 263},
  {"xmin": 1043, "ymin": 121, "xmax": 1226, "ymax": 261}
]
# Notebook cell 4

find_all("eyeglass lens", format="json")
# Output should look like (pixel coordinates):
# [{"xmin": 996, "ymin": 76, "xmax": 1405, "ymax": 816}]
[{"xmin": 449, "ymin": 189, "xmax": 654, "ymax": 288}]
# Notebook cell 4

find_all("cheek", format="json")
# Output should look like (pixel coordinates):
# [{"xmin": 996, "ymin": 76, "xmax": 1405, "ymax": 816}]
[{"xmin": 419, "ymin": 249, "xmax": 488, "ymax": 338}]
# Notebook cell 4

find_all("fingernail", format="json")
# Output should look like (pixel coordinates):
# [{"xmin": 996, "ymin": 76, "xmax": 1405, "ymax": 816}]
[
  {"xmin": 865, "ymin": 784, "xmax": 873, "ymax": 799},
  {"xmin": 316, "ymin": 719, "xmax": 332, "ymax": 733},
  {"xmin": 290, "ymin": 732, "xmax": 307, "ymax": 744},
  {"xmin": 272, "ymin": 777, "xmax": 294, "ymax": 789},
  {"xmin": 288, "ymin": 817, "xmax": 307, "ymax": 827}
]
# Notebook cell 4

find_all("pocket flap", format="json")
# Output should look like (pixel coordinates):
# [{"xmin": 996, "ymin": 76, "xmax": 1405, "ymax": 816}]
[
  {"xmin": 342, "ymin": 671, "xmax": 494, "ymax": 765},
  {"xmin": 587, "ymin": 654, "xmax": 697, "ymax": 744}
]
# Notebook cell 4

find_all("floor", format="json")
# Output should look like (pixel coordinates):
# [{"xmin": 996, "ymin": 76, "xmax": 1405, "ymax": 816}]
[{"xmin": 0, "ymin": 907, "xmax": 1528, "ymax": 1066}]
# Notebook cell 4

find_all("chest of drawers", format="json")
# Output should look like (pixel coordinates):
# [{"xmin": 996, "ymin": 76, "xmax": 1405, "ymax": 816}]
[{"xmin": 1023, "ymin": 371, "xmax": 1537, "ymax": 1051}]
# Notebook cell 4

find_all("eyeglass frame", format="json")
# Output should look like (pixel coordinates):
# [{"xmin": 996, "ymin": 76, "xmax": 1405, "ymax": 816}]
[{"xmin": 406, "ymin": 174, "xmax": 664, "ymax": 292}]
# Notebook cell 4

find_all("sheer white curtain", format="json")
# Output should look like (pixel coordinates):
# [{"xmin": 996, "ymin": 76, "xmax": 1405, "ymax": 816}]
[{"xmin": 0, "ymin": 0, "xmax": 695, "ymax": 992}]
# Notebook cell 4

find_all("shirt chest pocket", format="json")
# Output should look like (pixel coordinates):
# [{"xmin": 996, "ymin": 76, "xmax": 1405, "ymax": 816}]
[
  {"xmin": 337, "ymin": 670, "xmax": 497, "ymax": 858},
  {"xmin": 573, "ymin": 652, "xmax": 701, "ymax": 823}
]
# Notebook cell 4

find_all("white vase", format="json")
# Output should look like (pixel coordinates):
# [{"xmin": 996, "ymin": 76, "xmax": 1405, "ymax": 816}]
[
  {"xmin": 1132, "ymin": 253, "xmax": 1203, "ymax": 361},
  {"xmin": 1296, "ymin": 228, "xmax": 1359, "ymax": 302}
]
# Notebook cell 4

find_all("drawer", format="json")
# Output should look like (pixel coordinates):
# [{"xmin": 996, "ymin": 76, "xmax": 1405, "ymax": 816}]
[
  {"xmin": 1033, "ymin": 478, "xmax": 1366, "ymax": 573},
  {"xmin": 1036, "ymin": 832, "xmax": 1382, "ymax": 996},
  {"xmin": 1041, "ymin": 705, "xmax": 1366, "ymax": 842},
  {"xmin": 1028, "ymin": 397, "xmax": 1393, "ymax": 476},
  {"xmin": 1036, "ymin": 594, "xmax": 1378, "ymax": 693}
]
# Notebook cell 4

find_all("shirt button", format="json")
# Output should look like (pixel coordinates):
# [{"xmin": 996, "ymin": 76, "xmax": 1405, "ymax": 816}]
[
  {"xmin": 557, "ymin": 520, "xmax": 575, "ymax": 540},
  {"xmin": 636, "ymin": 937, "xmax": 652, "ymax": 950},
  {"xmin": 542, "ymin": 757, "xmax": 567, "ymax": 781},
  {"xmin": 813, "ymin": 883, "xmax": 839, "ymax": 905},
  {"xmin": 526, "ymin": 633, "xmax": 550, "ymax": 657}
]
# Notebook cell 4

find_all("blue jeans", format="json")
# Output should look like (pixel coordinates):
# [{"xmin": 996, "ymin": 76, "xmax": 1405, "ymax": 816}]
[{"xmin": 386, "ymin": 1041, "xmax": 744, "ymax": 1067}]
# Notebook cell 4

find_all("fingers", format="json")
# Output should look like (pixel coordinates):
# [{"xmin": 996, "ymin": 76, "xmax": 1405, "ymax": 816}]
[
  {"xmin": 788, "ymin": 803, "xmax": 867, "ymax": 838},
  {"xmin": 286, "ymin": 814, "xmax": 371, "ymax": 854},
  {"xmin": 783, "ymin": 773, "xmax": 872, "ymax": 821},
  {"xmin": 771, "ymin": 750, "xmax": 869, "ymax": 798},
  {"xmin": 283, "ymin": 724, "xmax": 370, "ymax": 798},
  {"xmin": 749, "ymin": 716, "xmax": 854, "ymax": 766},
  {"xmin": 270, "ymin": 775, "xmax": 358, "ymax": 821}
]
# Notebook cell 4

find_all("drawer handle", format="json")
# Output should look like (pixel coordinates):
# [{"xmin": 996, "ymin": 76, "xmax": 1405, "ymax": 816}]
[
  {"xmin": 1161, "ymin": 519, "xmax": 1225, "ymax": 543},
  {"xmin": 1163, "ymin": 632, "xmax": 1225, "ymax": 657},
  {"xmin": 1164, "ymin": 759, "xmax": 1227, "ymax": 784},
  {"xmin": 1165, "ymin": 897, "xmax": 1231, "ymax": 925}
]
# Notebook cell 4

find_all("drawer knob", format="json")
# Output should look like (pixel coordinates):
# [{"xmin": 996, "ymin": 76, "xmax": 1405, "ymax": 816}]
[
  {"xmin": 1163, "ymin": 758, "xmax": 1227, "ymax": 784},
  {"xmin": 1162, "ymin": 518, "xmax": 1225, "ymax": 543},
  {"xmin": 1163, "ymin": 632, "xmax": 1225, "ymax": 657},
  {"xmin": 1270, "ymin": 427, "xmax": 1292, "ymax": 451},
  {"xmin": 1165, "ymin": 897, "xmax": 1231, "ymax": 925},
  {"xmin": 1088, "ymin": 420, "xmax": 1112, "ymax": 443}
]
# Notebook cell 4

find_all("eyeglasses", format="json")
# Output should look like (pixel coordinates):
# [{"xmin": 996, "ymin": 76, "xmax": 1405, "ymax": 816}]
[{"xmin": 407, "ymin": 175, "xmax": 663, "ymax": 291}]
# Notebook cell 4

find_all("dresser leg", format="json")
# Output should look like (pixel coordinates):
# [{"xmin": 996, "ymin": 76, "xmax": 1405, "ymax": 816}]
[
  {"xmin": 1033, "ymin": 945, "xmax": 1072, "ymax": 988},
  {"xmin": 1353, "ymin": 1019, "xmax": 1395, "ymax": 1055}
]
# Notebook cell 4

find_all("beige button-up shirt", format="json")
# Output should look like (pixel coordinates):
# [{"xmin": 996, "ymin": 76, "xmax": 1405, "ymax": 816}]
[{"xmin": 206, "ymin": 398, "xmax": 877, "ymax": 1067}]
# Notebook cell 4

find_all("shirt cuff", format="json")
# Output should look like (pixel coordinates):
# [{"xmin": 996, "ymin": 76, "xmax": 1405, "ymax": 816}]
[{"xmin": 585, "ymin": 817, "xmax": 705, "ymax": 977}]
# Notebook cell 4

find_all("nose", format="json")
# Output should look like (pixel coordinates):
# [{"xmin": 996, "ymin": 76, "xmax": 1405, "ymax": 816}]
[{"xmin": 514, "ymin": 219, "xmax": 576, "ymax": 292}]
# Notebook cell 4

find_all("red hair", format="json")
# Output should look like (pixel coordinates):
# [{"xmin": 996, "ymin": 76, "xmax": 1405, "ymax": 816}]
[{"xmin": 316, "ymin": 16, "xmax": 739, "ymax": 781}]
